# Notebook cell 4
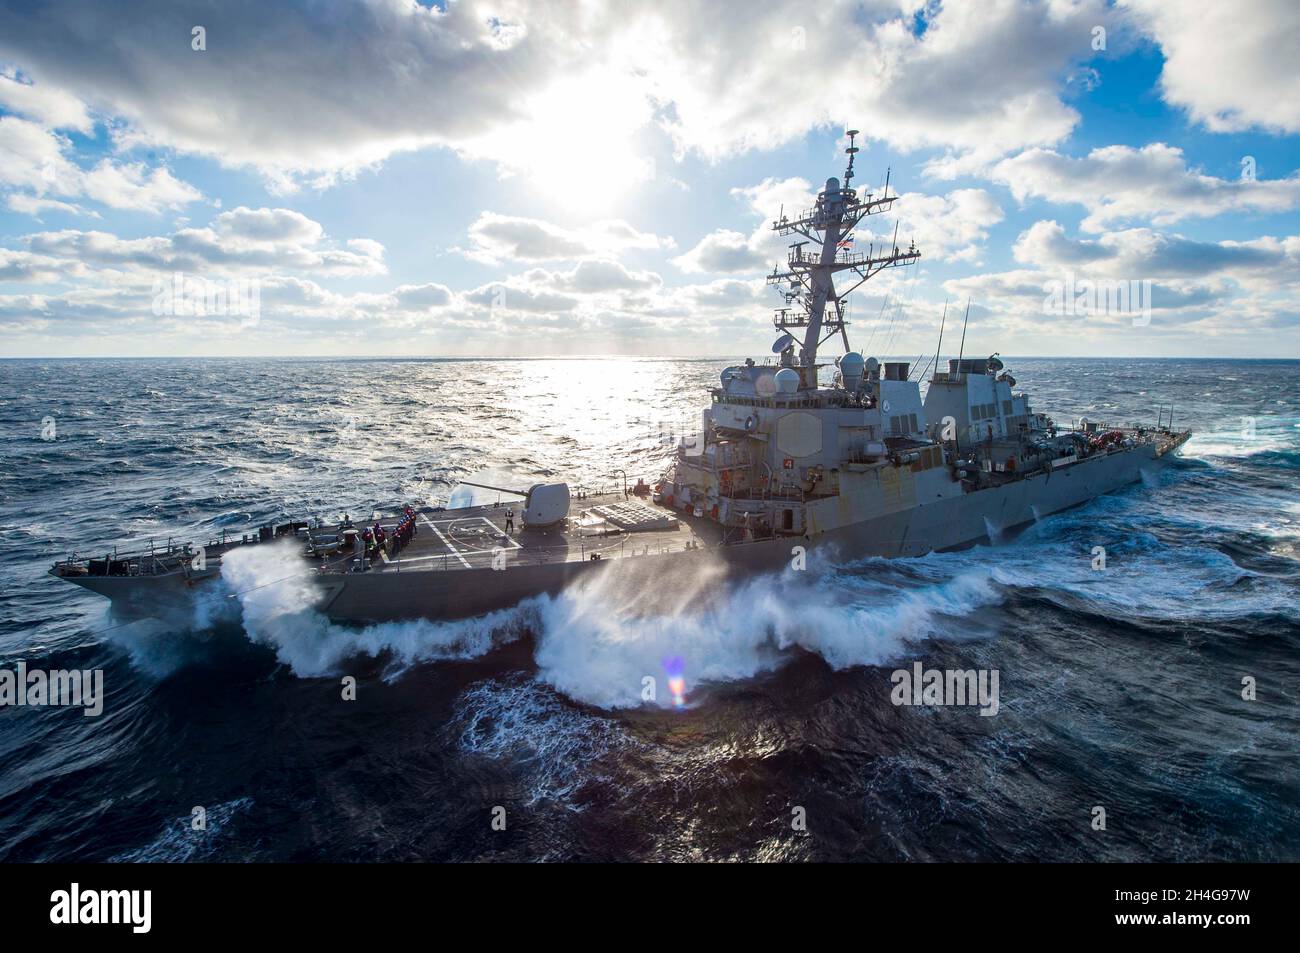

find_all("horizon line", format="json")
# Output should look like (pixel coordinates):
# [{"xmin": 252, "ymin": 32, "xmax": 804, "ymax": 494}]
[{"xmin": 2, "ymin": 353, "xmax": 1299, "ymax": 362}]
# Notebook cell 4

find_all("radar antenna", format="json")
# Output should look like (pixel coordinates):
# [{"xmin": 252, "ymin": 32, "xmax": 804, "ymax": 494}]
[{"xmin": 766, "ymin": 128, "xmax": 920, "ymax": 389}]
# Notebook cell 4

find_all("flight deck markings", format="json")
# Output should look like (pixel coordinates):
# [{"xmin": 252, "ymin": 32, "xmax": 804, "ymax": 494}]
[{"xmin": 422, "ymin": 516, "xmax": 471, "ymax": 568}]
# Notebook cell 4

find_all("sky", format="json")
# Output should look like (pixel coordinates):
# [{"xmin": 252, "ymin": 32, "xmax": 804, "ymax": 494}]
[{"xmin": 0, "ymin": 0, "xmax": 1298, "ymax": 359}]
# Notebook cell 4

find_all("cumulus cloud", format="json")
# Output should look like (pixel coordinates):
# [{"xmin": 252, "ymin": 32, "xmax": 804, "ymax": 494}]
[
  {"xmin": 676, "ymin": 177, "xmax": 999, "ymax": 272},
  {"xmin": 938, "ymin": 219, "xmax": 1300, "ymax": 348},
  {"xmin": 674, "ymin": 177, "xmax": 813, "ymax": 274},
  {"xmin": 993, "ymin": 143, "xmax": 1300, "ymax": 231},
  {"xmin": 673, "ymin": 230, "xmax": 770, "ymax": 275},
  {"xmin": 0, "ymin": 115, "xmax": 202, "ymax": 215},
  {"xmin": 1013, "ymin": 220, "xmax": 1300, "ymax": 283},
  {"xmin": 388, "ymin": 282, "xmax": 453, "ymax": 311},
  {"xmin": 10, "ymin": 209, "xmax": 386, "ymax": 280},
  {"xmin": 214, "ymin": 207, "xmax": 324, "ymax": 244},
  {"xmin": 0, "ymin": 0, "xmax": 1114, "ymax": 187},
  {"xmin": 461, "ymin": 213, "xmax": 671, "ymax": 264},
  {"xmin": 1123, "ymin": 0, "xmax": 1300, "ymax": 134},
  {"xmin": 6, "ymin": 194, "xmax": 96, "ymax": 219},
  {"xmin": 0, "ymin": 247, "xmax": 84, "ymax": 282},
  {"xmin": 881, "ymin": 188, "xmax": 1003, "ymax": 263},
  {"xmin": 0, "ymin": 67, "xmax": 92, "ymax": 132}
]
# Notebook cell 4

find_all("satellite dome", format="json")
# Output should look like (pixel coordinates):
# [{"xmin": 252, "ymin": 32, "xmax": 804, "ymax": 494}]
[
  {"xmin": 775, "ymin": 367, "xmax": 800, "ymax": 394},
  {"xmin": 839, "ymin": 351, "xmax": 866, "ymax": 392},
  {"xmin": 824, "ymin": 177, "xmax": 840, "ymax": 194},
  {"xmin": 865, "ymin": 356, "xmax": 880, "ymax": 377}
]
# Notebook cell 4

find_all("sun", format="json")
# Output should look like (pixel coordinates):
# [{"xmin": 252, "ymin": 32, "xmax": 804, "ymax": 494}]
[{"xmin": 466, "ymin": 70, "xmax": 656, "ymax": 211}]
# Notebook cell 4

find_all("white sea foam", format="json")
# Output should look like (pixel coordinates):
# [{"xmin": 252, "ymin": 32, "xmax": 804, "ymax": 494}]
[
  {"xmin": 530, "ymin": 552, "xmax": 1001, "ymax": 708},
  {"xmin": 216, "ymin": 540, "xmax": 1001, "ymax": 707},
  {"xmin": 1185, "ymin": 426, "xmax": 1293, "ymax": 460},
  {"xmin": 453, "ymin": 676, "xmax": 638, "ymax": 808},
  {"xmin": 219, "ymin": 541, "xmax": 533, "ymax": 677},
  {"xmin": 217, "ymin": 500, "xmax": 1290, "ymax": 709},
  {"xmin": 111, "ymin": 797, "xmax": 254, "ymax": 862}
]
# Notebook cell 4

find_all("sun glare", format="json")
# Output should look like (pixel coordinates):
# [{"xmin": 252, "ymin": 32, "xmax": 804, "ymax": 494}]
[{"xmin": 470, "ymin": 72, "xmax": 655, "ymax": 210}]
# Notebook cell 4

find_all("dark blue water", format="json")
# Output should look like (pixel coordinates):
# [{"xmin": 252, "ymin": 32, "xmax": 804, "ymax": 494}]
[{"xmin": 1, "ymin": 357, "xmax": 1297, "ymax": 861}]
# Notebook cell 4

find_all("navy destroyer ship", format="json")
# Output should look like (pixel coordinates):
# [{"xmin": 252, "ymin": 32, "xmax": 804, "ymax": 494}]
[{"xmin": 52, "ymin": 131, "xmax": 1190, "ymax": 623}]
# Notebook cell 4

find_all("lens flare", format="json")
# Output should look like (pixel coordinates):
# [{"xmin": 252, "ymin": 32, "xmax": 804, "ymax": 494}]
[{"xmin": 663, "ymin": 655, "xmax": 687, "ymax": 708}]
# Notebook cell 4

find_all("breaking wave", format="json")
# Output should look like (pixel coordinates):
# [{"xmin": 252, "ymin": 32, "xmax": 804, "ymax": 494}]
[
  {"xmin": 219, "ymin": 541, "xmax": 534, "ymax": 677},
  {"xmin": 531, "ymin": 553, "xmax": 1000, "ymax": 708},
  {"xmin": 218, "ymin": 539, "xmax": 1002, "ymax": 708}
]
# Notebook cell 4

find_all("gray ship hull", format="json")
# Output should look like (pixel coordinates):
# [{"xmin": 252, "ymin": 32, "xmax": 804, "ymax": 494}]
[
  {"xmin": 63, "ymin": 439, "xmax": 1176, "ymax": 627},
  {"xmin": 318, "ymin": 439, "xmax": 1174, "ymax": 622}
]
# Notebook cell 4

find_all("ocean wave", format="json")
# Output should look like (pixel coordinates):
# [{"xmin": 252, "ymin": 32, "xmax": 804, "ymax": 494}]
[
  {"xmin": 452, "ymin": 675, "xmax": 640, "ymax": 808},
  {"xmin": 531, "ymin": 553, "xmax": 1001, "ymax": 708},
  {"xmin": 219, "ymin": 541, "xmax": 533, "ymax": 677},
  {"xmin": 111, "ymin": 797, "xmax": 253, "ymax": 863}
]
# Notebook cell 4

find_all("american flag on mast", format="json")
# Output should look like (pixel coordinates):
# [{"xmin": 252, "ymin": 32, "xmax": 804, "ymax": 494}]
[{"xmin": 837, "ymin": 237, "xmax": 854, "ymax": 248}]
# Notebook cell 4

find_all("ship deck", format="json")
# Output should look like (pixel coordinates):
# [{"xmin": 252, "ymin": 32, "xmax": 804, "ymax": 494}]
[{"xmin": 313, "ymin": 492, "xmax": 725, "ymax": 574}]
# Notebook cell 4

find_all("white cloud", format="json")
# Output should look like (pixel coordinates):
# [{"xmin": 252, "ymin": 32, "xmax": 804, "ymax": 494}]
[
  {"xmin": 0, "ymin": 0, "xmax": 1115, "ymax": 188},
  {"xmin": 0, "ymin": 67, "xmax": 92, "ymax": 132},
  {"xmin": 0, "ymin": 114, "xmax": 201, "ymax": 215},
  {"xmin": 938, "ymin": 219, "xmax": 1300, "ymax": 347},
  {"xmin": 13, "ymin": 209, "xmax": 386, "ymax": 279},
  {"xmin": 78, "ymin": 160, "xmax": 202, "ymax": 213},
  {"xmin": 676, "ymin": 177, "xmax": 998, "ymax": 272},
  {"xmin": 387, "ymin": 282, "xmax": 453, "ymax": 311},
  {"xmin": 0, "ymin": 247, "xmax": 84, "ymax": 282},
  {"xmin": 1013, "ymin": 220, "xmax": 1300, "ymax": 283},
  {"xmin": 6, "ymin": 194, "xmax": 96, "ymax": 220},
  {"xmin": 462, "ymin": 213, "xmax": 671, "ymax": 264},
  {"xmin": 214, "ymin": 207, "xmax": 324, "ymax": 244},
  {"xmin": 1123, "ymin": 0, "xmax": 1300, "ymax": 134},
  {"xmin": 993, "ymin": 143, "xmax": 1300, "ymax": 231},
  {"xmin": 884, "ymin": 189, "xmax": 1004, "ymax": 263},
  {"xmin": 673, "ymin": 230, "xmax": 770, "ymax": 275}
]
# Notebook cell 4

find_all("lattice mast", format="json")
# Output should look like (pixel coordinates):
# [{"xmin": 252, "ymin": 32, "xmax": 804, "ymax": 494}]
[{"xmin": 767, "ymin": 130, "xmax": 920, "ymax": 387}]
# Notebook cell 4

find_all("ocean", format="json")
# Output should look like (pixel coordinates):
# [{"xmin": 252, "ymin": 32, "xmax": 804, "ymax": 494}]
[{"xmin": 0, "ymin": 356, "xmax": 1297, "ymax": 862}]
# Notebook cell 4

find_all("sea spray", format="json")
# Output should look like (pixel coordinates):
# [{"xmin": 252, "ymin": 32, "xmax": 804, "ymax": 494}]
[
  {"xmin": 221, "ymin": 519, "xmax": 1270, "ymax": 709},
  {"xmin": 531, "ymin": 550, "xmax": 1003, "ymax": 708},
  {"xmin": 220, "ymin": 541, "xmax": 533, "ymax": 676},
  {"xmin": 103, "ymin": 587, "xmax": 243, "ymax": 678}
]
